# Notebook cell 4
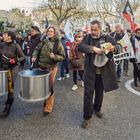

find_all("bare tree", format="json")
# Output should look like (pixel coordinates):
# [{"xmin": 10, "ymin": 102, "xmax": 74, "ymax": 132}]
[
  {"xmin": 39, "ymin": 0, "xmax": 85, "ymax": 27},
  {"xmin": 90, "ymin": 0, "xmax": 140, "ymax": 23}
]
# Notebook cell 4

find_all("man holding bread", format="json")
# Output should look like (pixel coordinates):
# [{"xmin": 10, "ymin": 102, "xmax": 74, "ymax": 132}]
[{"xmin": 78, "ymin": 20, "xmax": 118, "ymax": 129}]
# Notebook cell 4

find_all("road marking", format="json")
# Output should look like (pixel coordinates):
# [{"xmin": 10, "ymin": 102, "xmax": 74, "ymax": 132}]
[{"xmin": 125, "ymin": 79, "xmax": 140, "ymax": 96}]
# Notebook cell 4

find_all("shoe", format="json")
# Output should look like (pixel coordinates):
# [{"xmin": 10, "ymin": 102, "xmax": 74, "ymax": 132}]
[
  {"xmin": 43, "ymin": 95, "xmax": 54, "ymax": 114},
  {"xmin": 94, "ymin": 111, "xmax": 103, "ymax": 118},
  {"xmin": 117, "ymin": 77, "xmax": 122, "ymax": 82},
  {"xmin": 134, "ymin": 81, "xmax": 138, "ymax": 87},
  {"xmin": 138, "ymin": 77, "xmax": 140, "ymax": 82},
  {"xmin": 81, "ymin": 81, "xmax": 84, "ymax": 87},
  {"xmin": 43, "ymin": 111, "xmax": 50, "ymax": 116},
  {"xmin": 57, "ymin": 77, "xmax": 65, "ymax": 81},
  {"xmin": 0, "ymin": 97, "xmax": 14, "ymax": 118},
  {"xmin": 81, "ymin": 119, "xmax": 91, "ymax": 129},
  {"xmin": 125, "ymin": 72, "xmax": 129, "ymax": 76},
  {"xmin": 0, "ymin": 104, "xmax": 12, "ymax": 118},
  {"xmin": 71, "ymin": 85, "xmax": 78, "ymax": 91},
  {"xmin": 66, "ymin": 73, "xmax": 70, "ymax": 78}
]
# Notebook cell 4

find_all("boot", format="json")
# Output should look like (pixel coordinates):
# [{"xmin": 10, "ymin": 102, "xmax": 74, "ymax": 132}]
[
  {"xmin": 43, "ymin": 95, "xmax": 55, "ymax": 116},
  {"xmin": 138, "ymin": 76, "xmax": 140, "ymax": 82},
  {"xmin": 134, "ymin": 80, "xmax": 138, "ymax": 87},
  {"xmin": 0, "ymin": 98, "xmax": 14, "ymax": 118}
]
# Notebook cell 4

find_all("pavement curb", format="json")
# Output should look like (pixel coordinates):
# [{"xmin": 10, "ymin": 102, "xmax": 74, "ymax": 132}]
[{"xmin": 125, "ymin": 79, "xmax": 140, "ymax": 96}]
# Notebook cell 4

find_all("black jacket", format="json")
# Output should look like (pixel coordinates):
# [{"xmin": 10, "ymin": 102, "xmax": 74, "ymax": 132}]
[
  {"xmin": 30, "ymin": 33, "xmax": 41, "ymax": 56},
  {"xmin": 78, "ymin": 33, "xmax": 118, "ymax": 92}
]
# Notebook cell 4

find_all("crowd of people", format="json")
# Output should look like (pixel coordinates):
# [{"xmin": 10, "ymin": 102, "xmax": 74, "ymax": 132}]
[{"xmin": 0, "ymin": 20, "xmax": 140, "ymax": 129}]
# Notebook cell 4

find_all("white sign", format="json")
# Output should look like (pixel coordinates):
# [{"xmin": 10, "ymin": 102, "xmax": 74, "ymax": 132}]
[{"xmin": 113, "ymin": 33, "xmax": 135, "ymax": 62}]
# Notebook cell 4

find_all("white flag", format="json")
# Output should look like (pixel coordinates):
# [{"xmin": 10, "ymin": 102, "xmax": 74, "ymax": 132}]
[
  {"xmin": 113, "ymin": 32, "xmax": 135, "ymax": 62},
  {"xmin": 64, "ymin": 20, "xmax": 74, "ymax": 42}
]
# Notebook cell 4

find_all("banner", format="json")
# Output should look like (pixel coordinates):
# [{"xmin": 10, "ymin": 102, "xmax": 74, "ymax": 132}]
[
  {"xmin": 64, "ymin": 20, "xmax": 74, "ymax": 42},
  {"xmin": 113, "ymin": 33, "xmax": 135, "ymax": 62},
  {"xmin": 134, "ymin": 38, "xmax": 140, "ymax": 63}
]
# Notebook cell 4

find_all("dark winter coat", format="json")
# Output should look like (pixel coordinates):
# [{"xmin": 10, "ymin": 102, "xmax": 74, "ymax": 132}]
[
  {"xmin": 0, "ymin": 41, "xmax": 25, "ymax": 70},
  {"xmin": 78, "ymin": 33, "xmax": 118, "ymax": 92},
  {"xmin": 30, "ymin": 33, "xmax": 41, "ymax": 56},
  {"xmin": 69, "ymin": 41, "xmax": 84, "ymax": 71}
]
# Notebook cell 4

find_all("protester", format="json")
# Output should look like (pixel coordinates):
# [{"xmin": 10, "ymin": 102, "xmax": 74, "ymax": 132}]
[
  {"xmin": 22, "ymin": 33, "xmax": 32, "ymax": 66},
  {"xmin": 30, "ymin": 26, "xmax": 41, "ymax": 67},
  {"xmin": 69, "ymin": 30, "xmax": 84, "ymax": 90},
  {"xmin": 0, "ymin": 32, "xmax": 3, "ymax": 42},
  {"xmin": 16, "ymin": 32, "xmax": 24, "ymax": 49},
  {"xmin": 110, "ymin": 23, "xmax": 125, "ymax": 82},
  {"xmin": 123, "ymin": 29, "xmax": 131, "ymax": 76},
  {"xmin": 57, "ymin": 30, "xmax": 70, "ymax": 80},
  {"xmin": 78, "ymin": 20, "xmax": 118, "ymax": 128},
  {"xmin": 32, "ymin": 26, "xmax": 65, "ymax": 116},
  {"xmin": 129, "ymin": 28, "xmax": 140, "ymax": 86},
  {"xmin": 0, "ymin": 31, "xmax": 25, "ymax": 117}
]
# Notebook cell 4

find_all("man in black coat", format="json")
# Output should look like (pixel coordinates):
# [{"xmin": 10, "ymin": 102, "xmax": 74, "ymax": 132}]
[
  {"xmin": 78, "ymin": 20, "xmax": 118, "ymax": 129},
  {"xmin": 30, "ymin": 26, "xmax": 41, "ymax": 67}
]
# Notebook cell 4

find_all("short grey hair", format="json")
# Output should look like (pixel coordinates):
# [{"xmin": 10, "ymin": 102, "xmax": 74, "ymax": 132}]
[
  {"xmin": 90, "ymin": 20, "xmax": 102, "ymax": 29},
  {"xmin": 115, "ymin": 23, "xmax": 123, "ymax": 29}
]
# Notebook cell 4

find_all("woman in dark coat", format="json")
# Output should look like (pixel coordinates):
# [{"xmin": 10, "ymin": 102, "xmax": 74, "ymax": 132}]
[{"xmin": 69, "ymin": 31, "xmax": 84, "ymax": 91}]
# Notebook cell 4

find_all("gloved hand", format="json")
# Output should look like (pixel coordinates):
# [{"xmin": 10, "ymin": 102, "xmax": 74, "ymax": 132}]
[{"xmin": 9, "ymin": 58, "xmax": 17, "ymax": 64}]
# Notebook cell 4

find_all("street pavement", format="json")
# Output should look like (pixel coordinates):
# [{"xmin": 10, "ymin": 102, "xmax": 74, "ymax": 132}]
[{"xmin": 0, "ymin": 63, "xmax": 140, "ymax": 140}]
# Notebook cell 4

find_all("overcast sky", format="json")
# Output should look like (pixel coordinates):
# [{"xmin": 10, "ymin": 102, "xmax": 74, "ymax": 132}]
[{"xmin": 0, "ymin": 0, "xmax": 39, "ymax": 10}]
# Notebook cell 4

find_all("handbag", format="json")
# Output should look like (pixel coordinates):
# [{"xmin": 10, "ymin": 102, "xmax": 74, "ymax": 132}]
[
  {"xmin": 70, "ymin": 59, "xmax": 83, "ymax": 68},
  {"xmin": 94, "ymin": 53, "xmax": 109, "ymax": 67}
]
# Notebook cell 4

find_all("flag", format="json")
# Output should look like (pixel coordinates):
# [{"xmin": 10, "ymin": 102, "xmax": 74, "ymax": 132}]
[
  {"xmin": 45, "ymin": 17, "xmax": 49, "ymax": 29},
  {"xmin": 64, "ymin": 20, "xmax": 74, "ymax": 42},
  {"xmin": 122, "ymin": 0, "xmax": 138, "ymax": 32}
]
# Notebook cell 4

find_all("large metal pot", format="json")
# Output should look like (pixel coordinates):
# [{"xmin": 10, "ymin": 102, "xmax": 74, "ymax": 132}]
[
  {"xmin": 0, "ymin": 70, "xmax": 8, "ymax": 96},
  {"xmin": 18, "ymin": 69, "xmax": 50, "ymax": 102}
]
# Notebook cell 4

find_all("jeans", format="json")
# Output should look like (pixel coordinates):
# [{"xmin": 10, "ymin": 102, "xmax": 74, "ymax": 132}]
[
  {"xmin": 59, "ymin": 59, "xmax": 69, "ymax": 77},
  {"xmin": 116, "ymin": 60, "xmax": 122, "ymax": 78},
  {"xmin": 123, "ymin": 59, "xmax": 129, "ymax": 73}
]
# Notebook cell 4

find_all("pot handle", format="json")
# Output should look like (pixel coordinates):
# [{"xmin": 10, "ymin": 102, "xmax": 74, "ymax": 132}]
[{"xmin": 30, "ymin": 62, "xmax": 34, "ymax": 70}]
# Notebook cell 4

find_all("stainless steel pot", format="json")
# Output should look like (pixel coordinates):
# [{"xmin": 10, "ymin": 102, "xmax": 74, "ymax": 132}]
[
  {"xmin": 18, "ymin": 69, "xmax": 50, "ymax": 102},
  {"xmin": 0, "ymin": 70, "xmax": 8, "ymax": 96}
]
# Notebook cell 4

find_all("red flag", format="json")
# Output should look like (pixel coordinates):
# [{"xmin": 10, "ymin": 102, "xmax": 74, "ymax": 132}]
[{"xmin": 122, "ymin": 0, "xmax": 138, "ymax": 32}]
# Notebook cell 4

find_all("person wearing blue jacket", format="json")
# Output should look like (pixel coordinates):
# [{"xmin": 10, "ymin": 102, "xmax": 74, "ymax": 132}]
[{"xmin": 57, "ymin": 30, "xmax": 70, "ymax": 80}]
